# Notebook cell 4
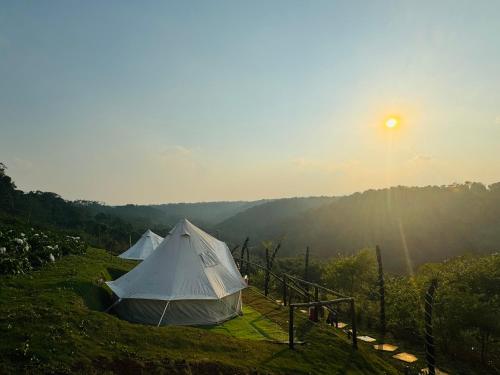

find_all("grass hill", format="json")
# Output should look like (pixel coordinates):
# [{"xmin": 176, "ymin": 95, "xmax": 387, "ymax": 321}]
[{"xmin": 0, "ymin": 248, "xmax": 398, "ymax": 374}]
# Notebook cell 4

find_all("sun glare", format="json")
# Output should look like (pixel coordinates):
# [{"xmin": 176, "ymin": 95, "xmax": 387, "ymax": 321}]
[{"xmin": 385, "ymin": 117, "xmax": 398, "ymax": 129}]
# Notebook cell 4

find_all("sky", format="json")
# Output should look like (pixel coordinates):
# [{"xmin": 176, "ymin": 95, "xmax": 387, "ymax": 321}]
[{"xmin": 1, "ymin": 1, "xmax": 499, "ymax": 204}]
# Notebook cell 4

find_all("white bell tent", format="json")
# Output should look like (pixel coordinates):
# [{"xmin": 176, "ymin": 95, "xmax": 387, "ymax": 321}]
[
  {"xmin": 107, "ymin": 219, "xmax": 246, "ymax": 326},
  {"xmin": 118, "ymin": 229, "xmax": 164, "ymax": 260}
]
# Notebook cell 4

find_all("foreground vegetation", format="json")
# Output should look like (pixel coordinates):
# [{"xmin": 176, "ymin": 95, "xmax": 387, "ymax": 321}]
[
  {"xmin": 0, "ymin": 247, "xmax": 398, "ymax": 374},
  {"xmin": 254, "ymin": 249, "xmax": 500, "ymax": 374},
  {"xmin": 0, "ymin": 224, "xmax": 86, "ymax": 275}
]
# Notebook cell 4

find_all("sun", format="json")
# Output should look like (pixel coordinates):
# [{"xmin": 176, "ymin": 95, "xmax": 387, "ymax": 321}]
[{"xmin": 385, "ymin": 117, "xmax": 398, "ymax": 129}]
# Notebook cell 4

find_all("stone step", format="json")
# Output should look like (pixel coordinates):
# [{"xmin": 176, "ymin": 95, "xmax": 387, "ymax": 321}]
[
  {"xmin": 392, "ymin": 352, "xmax": 418, "ymax": 363},
  {"xmin": 373, "ymin": 343, "xmax": 398, "ymax": 352}
]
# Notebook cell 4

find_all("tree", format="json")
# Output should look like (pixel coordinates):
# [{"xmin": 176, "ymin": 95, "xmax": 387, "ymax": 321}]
[
  {"xmin": 0, "ymin": 163, "xmax": 17, "ymax": 211},
  {"xmin": 322, "ymin": 249, "xmax": 377, "ymax": 296},
  {"xmin": 418, "ymin": 254, "xmax": 500, "ymax": 365}
]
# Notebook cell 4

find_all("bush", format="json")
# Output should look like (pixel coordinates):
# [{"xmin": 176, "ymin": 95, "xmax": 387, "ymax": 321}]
[{"xmin": 0, "ymin": 224, "xmax": 86, "ymax": 275}]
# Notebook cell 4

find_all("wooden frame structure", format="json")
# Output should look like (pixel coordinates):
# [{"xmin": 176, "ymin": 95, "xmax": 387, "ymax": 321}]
[{"xmin": 237, "ymin": 258, "xmax": 358, "ymax": 350}]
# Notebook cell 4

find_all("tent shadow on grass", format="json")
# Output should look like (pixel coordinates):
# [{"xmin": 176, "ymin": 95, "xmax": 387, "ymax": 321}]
[
  {"xmin": 66, "ymin": 268, "xmax": 131, "ymax": 312},
  {"xmin": 58, "ymin": 280, "xmax": 113, "ymax": 311},
  {"xmin": 249, "ymin": 314, "xmax": 284, "ymax": 341}
]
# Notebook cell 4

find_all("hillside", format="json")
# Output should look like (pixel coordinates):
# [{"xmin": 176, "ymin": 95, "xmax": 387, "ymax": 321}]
[
  {"xmin": 0, "ymin": 248, "xmax": 398, "ymax": 374},
  {"xmin": 216, "ymin": 196, "xmax": 337, "ymax": 243},
  {"xmin": 216, "ymin": 183, "xmax": 500, "ymax": 272},
  {"xmin": 4, "ymin": 163, "xmax": 500, "ymax": 272},
  {"xmin": 88, "ymin": 200, "xmax": 267, "ymax": 228},
  {"xmin": 1, "ymin": 164, "xmax": 264, "ymax": 252}
]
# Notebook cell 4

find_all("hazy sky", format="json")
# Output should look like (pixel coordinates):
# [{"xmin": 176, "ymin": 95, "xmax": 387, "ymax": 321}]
[{"xmin": 1, "ymin": 1, "xmax": 499, "ymax": 204}]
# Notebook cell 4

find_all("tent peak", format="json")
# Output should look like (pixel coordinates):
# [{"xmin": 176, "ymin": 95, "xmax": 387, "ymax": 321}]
[
  {"xmin": 173, "ymin": 218, "xmax": 195, "ymax": 237},
  {"xmin": 118, "ymin": 229, "xmax": 164, "ymax": 260}
]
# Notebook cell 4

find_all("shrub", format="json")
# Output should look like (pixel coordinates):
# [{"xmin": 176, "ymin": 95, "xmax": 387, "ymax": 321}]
[{"xmin": 0, "ymin": 224, "xmax": 86, "ymax": 275}]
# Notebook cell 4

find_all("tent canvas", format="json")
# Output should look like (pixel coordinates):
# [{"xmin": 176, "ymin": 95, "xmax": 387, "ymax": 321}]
[
  {"xmin": 107, "ymin": 219, "xmax": 246, "ymax": 326},
  {"xmin": 118, "ymin": 229, "xmax": 164, "ymax": 260}
]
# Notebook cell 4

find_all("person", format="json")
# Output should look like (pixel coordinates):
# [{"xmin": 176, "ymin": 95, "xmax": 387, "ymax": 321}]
[{"xmin": 326, "ymin": 308, "xmax": 338, "ymax": 327}]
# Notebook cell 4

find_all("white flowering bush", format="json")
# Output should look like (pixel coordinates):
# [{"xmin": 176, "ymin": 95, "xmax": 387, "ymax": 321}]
[{"xmin": 0, "ymin": 225, "xmax": 86, "ymax": 275}]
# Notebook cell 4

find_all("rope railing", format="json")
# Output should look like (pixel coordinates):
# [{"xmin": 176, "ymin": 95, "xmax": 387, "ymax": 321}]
[
  {"xmin": 237, "ymin": 258, "xmax": 358, "ymax": 350},
  {"xmin": 238, "ymin": 259, "xmax": 311, "ymax": 301},
  {"xmin": 283, "ymin": 273, "xmax": 349, "ymax": 299}
]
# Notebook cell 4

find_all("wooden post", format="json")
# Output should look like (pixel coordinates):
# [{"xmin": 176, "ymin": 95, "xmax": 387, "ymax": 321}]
[
  {"xmin": 240, "ymin": 237, "xmax": 249, "ymax": 270},
  {"xmin": 425, "ymin": 279, "xmax": 438, "ymax": 375},
  {"xmin": 264, "ymin": 247, "xmax": 270, "ymax": 296},
  {"xmin": 375, "ymin": 245, "xmax": 386, "ymax": 342},
  {"xmin": 245, "ymin": 242, "xmax": 250, "ymax": 275},
  {"xmin": 230, "ymin": 245, "xmax": 240, "ymax": 256},
  {"xmin": 283, "ymin": 274, "xmax": 287, "ymax": 307},
  {"xmin": 304, "ymin": 246, "xmax": 310, "ymax": 293},
  {"xmin": 289, "ymin": 305, "xmax": 294, "ymax": 349},
  {"xmin": 350, "ymin": 299, "xmax": 358, "ymax": 349},
  {"xmin": 313, "ymin": 286, "xmax": 319, "ymax": 322},
  {"xmin": 304, "ymin": 246, "xmax": 310, "ymax": 279}
]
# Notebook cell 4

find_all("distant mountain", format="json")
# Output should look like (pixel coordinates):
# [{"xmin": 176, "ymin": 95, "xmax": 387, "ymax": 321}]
[
  {"xmin": 217, "ymin": 183, "xmax": 500, "ymax": 272},
  {"xmin": 4, "ymin": 162, "xmax": 500, "ymax": 273},
  {"xmin": 87, "ymin": 200, "xmax": 267, "ymax": 229},
  {"xmin": 1, "ymin": 163, "xmax": 265, "ymax": 251},
  {"xmin": 152, "ymin": 201, "xmax": 268, "ymax": 227},
  {"xmin": 216, "ymin": 196, "xmax": 337, "ymax": 243}
]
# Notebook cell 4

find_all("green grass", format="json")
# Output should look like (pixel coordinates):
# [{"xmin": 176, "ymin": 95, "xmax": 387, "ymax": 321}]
[
  {"xmin": 0, "ymin": 248, "xmax": 399, "ymax": 374},
  {"xmin": 203, "ymin": 305, "xmax": 288, "ymax": 342}
]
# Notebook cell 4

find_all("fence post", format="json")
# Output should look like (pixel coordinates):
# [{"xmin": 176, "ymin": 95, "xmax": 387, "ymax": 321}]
[
  {"xmin": 350, "ymin": 299, "xmax": 358, "ymax": 349},
  {"xmin": 264, "ymin": 269, "xmax": 269, "ymax": 296},
  {"xmin": 283, "ymin": 274, "xmax": 287, "ymax": 307},
  {"xmin": 240, "ymin": 247, "xmax": 245, "ymax": 270},
  {"xmin": 245, "ymin": 243, "xmax": 250, "ymax": 275},
  {"xmin": 289, "ymin": 305, "xmax": 294, "ymax": 349},
  {"xmin": 264, "ymin": 247, "xmax": 270, "ymax": 296},
  {"xmin": 375, "ymin": 245, "xmax": 386, "ymax": 342},
  {"xmin": 313, "ymin": 286, "xmax": 319, "ymax": 322},
  {"xmin": 240, "ymin": 237, "xmax": 249, "ymax": 272},
  {"xmin": 304, "ymin": 246, "xmax": 310, "ymax": 293},
  {"xmin": 425, "ymin": 279, "xmax": 438, "ymax": 375}
]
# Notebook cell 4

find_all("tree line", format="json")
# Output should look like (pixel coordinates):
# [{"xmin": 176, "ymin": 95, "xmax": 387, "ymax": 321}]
[
  {"xmin": 0, "ymin": 163, "xmax": 169, "ymax": 253},
  {"xmin": 217, "ymin": 182, "xmax": 500, "ymax": 273}
]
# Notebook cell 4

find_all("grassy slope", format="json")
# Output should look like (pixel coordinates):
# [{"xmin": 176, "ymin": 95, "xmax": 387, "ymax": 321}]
[
  {"xmin": 0, "ymin": 248, "xmax": 398, "ymax": 374},
  {"xmin": 203, "ymin": 305, "xmax": 289, "ymax": 342}
]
